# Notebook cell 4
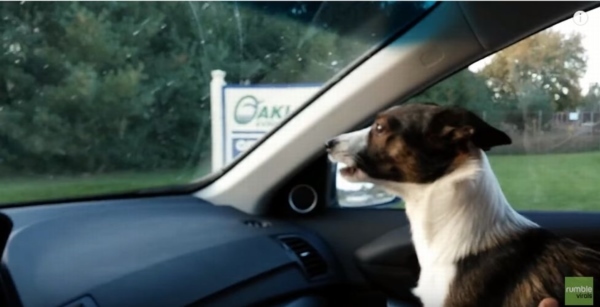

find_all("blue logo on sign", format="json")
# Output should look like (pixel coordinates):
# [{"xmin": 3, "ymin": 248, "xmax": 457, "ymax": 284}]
[{"xmin": 232, "ymin": 137, "xmax": 259, "ymax": 158}]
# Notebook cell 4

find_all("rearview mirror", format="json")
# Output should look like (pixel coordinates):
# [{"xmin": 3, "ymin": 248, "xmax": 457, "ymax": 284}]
[{"xmin": 334, "ymin": 163, "xmax": 403, "ymax": 208}]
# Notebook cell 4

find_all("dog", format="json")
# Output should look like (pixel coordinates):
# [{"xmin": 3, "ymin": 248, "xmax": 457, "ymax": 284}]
[{"xmin": 326, "ymin": 103, "xmax": 600, "ymax": 307}]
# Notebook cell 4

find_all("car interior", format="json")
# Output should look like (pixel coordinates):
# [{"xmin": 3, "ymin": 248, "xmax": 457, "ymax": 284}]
[{"xmin": 1, "ymin": 1, "xmax": 600, "ymax": 307}]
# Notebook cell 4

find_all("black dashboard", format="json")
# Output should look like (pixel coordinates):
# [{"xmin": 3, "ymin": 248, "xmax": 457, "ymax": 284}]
[{"xmin": 0, "ymin": 196, "xmax": 345, "ymax": 307}]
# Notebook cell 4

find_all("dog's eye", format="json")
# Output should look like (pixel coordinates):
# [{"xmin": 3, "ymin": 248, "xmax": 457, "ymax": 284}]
[{"xmin": 375, "ymin": 124, "xmax": 384, "ymax": 133}]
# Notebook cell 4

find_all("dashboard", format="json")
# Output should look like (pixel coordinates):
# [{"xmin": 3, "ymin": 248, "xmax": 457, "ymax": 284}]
[{"xmin": 0, "ymin": 196, "xmax": 344, "ymax": 307}]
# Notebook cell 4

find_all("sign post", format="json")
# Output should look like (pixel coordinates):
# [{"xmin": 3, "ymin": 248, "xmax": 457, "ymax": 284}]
[
  {"xmin": 210, "ymin": 70, "xmax": 227, "ymax": 172},
  {"xmin": 210, "ymin": 70, "xmax": 321, "ymax": 171}
]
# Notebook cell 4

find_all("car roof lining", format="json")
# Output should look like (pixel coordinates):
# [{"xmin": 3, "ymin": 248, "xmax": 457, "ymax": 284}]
[{"xmin": 196, "ymin": 1, "xmax": 599, "ymax": 214}]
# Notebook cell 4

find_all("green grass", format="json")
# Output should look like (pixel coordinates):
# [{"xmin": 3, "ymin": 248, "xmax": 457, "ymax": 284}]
[
  {"xmin": 377, "ymin": 151, "xmax": 600, "ymax": 211},
  {"xmin": 0, "ymin": 161, "xmax": 211, "ymax": 205},
  {"xmin": 1, "ymin": 152, "xmax": 600, "ymax": 211},
  {"xmin": 489, "ymin": 151, "xmax": 600, "ymax": 211}
]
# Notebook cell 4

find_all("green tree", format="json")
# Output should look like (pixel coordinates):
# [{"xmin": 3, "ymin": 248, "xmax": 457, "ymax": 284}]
[
  {"xmin": 407, "ymin": 69, "xmax": 509, "ymax": 127},
  {"xmin": 406, "ymin": 29, "xmax": 587, "ymax": 132},
  {"xmin": 480, "ymin": 30, "xmax": 586, "ymax": 112},
  {"xmin": 0, "ymin": 1, "xmax": 414, "ymax": 177},
  {"xmin": 582, "ymin": 83, "xmax": 600, "ymax": 112}
]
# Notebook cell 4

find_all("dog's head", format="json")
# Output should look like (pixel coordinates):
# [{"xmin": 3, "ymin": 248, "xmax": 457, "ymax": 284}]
[{"xmin": 326, "ymin": 103, "xmax": 511, "ymax": 184}]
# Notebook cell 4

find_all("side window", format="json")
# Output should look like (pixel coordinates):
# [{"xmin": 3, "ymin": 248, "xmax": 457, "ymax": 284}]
[
  {"xmin": 336, "ymin": 8, "xmax": 600, "ymax": 210},
  {"xmin": 335, "ymin": 163, "xmax": 404, "ymax": 208}
]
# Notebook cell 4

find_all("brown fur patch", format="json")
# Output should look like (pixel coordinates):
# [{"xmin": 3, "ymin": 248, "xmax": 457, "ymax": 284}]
[
  {"xmin": 362, "ymin": 113, "xmax": 423, "ymax": 182},
  {"xmin": 446, "ymin": 143, "xmax": 477, "ymax": 177},
  {"xmin": 354, "ymin": 103, "xmax": 511, "ymax": 184}
]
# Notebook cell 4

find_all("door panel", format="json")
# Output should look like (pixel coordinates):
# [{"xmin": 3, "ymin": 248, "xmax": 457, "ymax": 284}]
[
  {"xmin": 290, "ymin": 209, "xmax": 410, "ymax": 285},
  {"xmin": 290, "ymin": 209, "xmax": 419, "ymax": 304},
  {"xmin": 292, "ymin": 209, "xmax": 600, "ymax": 306}
]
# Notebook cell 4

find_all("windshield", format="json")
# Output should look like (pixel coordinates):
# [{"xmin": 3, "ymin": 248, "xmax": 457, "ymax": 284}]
[{"xmin": 0, "ymin": 1, "xmax": 434, "ymax": 205}]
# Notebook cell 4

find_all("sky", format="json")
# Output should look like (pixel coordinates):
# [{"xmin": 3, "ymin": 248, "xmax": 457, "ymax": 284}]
[{"xmin": 337, "ymin": 8, "xmax": 600, "ymax": 192}]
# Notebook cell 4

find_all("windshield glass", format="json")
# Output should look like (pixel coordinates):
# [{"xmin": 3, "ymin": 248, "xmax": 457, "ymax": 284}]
[{"xmin": 0, "ymin": 1, "xmax": 434, "ymax": 205}]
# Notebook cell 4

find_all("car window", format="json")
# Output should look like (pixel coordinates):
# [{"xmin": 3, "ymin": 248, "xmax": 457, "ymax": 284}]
[
  {"xmin": 0, "ymin": 1, "xmax": 435, "ymax": 205},
  {"xmin": 336, "ymin": 7, "xmax": 600, "ymax": 211}
]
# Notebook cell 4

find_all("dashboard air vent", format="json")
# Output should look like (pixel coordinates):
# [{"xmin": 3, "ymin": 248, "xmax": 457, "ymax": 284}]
[{"xmin": 279, "ymin": 236, "xmax": 328, "ymax": 279}]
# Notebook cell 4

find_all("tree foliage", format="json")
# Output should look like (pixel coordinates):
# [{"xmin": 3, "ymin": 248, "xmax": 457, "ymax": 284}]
[
  {"xmin": 480, "ymin": 30, "xmax": 586, "ymax": 111},
  {"xmin": 411, "ymin": 28, "xmax": 594, "ymax": 131},
  {"xmin": 0, "ymin": 1, "xmax": 424, "ymax": 176},
  {"xmin": 0, "ymin": 1, "xmax": 596, "ymax": 179},
  {"xmin": 582, "ymin": 83, "xmax": 600, "ymax": 112}
]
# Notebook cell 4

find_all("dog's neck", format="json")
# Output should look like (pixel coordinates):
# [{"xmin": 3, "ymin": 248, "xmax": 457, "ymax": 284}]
[{"xmin": 381, "ymin": 149, "xmax": 537, "ymax": 265}]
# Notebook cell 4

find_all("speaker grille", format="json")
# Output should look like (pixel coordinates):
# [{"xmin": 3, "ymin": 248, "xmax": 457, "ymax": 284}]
[{"xmin": 288, "ymin": 184, "xmax": 317, "ymax": 214}]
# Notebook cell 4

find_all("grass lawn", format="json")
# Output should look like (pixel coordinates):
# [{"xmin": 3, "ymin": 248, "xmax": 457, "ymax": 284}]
[
  {"xmin": 376, "ymin": 151, "xmax": 600, "ymax": 211},
  {"xmin": 489, "ymin": 151, "xmax": 600, "ymax": 211},
  {"xmin": 1, "ymin": 152, "xmax": 600, "ymax": 211},
  {"xmin": 0, "ymin": 161, "xmax": 211, "ymax": 205}
]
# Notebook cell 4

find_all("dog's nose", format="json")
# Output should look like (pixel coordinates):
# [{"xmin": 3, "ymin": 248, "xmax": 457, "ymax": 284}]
[{"xmin": 325, "ymin": 138, "xmax": 338, "ymax": 150}]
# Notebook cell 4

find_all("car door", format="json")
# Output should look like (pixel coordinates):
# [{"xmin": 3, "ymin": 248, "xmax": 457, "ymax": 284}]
[{"xmin": 263, "ymin": 4, "xmax": 600, "ymax": 305}]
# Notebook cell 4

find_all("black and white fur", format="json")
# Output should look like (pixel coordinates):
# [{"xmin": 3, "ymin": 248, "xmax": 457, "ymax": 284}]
[{"xmin": 326, "ymin": 103, "xmax": 600, "ymax": 307}]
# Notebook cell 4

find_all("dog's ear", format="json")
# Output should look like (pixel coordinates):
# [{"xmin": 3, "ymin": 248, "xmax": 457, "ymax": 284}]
[{"xmin": 433, "ymin": 106, "xmax": 511, "ymax": 151}]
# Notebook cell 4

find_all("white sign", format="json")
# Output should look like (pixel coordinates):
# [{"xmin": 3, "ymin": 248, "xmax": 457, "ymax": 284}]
[
  {"xmin": 569, "ymin": 112, "xmax": 580, "ymax": 121},
  {"xmin": 210, "ymin": 70, "xmax": 321, "ymax": 170}
]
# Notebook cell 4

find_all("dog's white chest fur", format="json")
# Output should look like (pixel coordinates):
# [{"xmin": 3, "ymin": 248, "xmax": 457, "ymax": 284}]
[
  {"xmin": 412, "ymin": 257, "xmax": 456, "ymax": 307},
  {"xmin": 382, "ymin": 153, "xmax": 537, "ymax": 307},
  {"xmin": 409, "ymin": 201, "xmax": 458, "ymax": 307}
]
